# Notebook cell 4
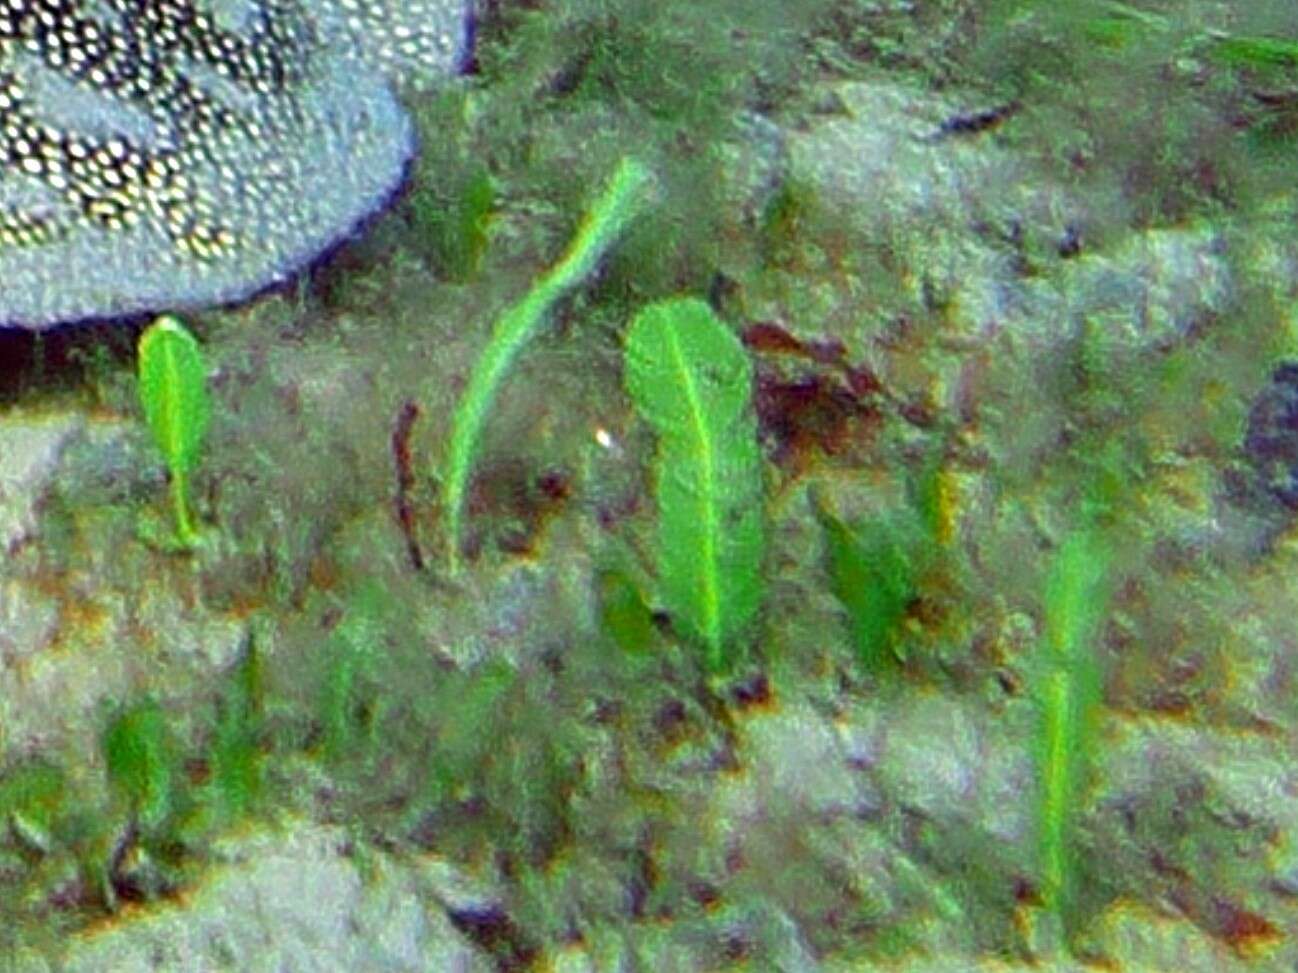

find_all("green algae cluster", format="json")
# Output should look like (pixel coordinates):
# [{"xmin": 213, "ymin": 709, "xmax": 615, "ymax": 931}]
[{"xmin": 4, "ymin": 0, "xmax": 1298, "ymax": 969}]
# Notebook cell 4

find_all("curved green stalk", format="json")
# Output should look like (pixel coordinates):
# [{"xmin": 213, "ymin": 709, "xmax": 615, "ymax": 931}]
[{"xmin": 441, "ymin": 157, "xmax": 654, "ymax": 573}]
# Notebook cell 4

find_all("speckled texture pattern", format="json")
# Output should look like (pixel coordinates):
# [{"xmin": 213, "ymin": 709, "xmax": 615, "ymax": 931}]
[{"xmin": 0, "ymin": 0, "xmax": 472, "ymax": 328}]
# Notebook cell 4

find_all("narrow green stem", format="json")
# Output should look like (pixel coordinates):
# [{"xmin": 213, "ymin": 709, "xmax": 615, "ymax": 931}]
[
  {"xmin": 1040, "ymin": 667, "xmax": 1070, "ymax": 910},
  {"xmin": 171, "ymin": 469, "xmax": 195, "ymax": 546},
  {"xmin": 442, "ymin": 157, "xmax": 654, "ymax": 573}
]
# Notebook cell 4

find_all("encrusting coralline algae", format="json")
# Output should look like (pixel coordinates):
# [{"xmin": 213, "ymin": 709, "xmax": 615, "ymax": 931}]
[{"xmin": 0, "ymin": 0, "xmax": 473, "ymax": 329}]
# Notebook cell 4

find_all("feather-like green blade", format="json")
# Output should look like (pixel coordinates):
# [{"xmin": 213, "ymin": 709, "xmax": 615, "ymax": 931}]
[
  {"xmin": 137, "ymin": 315, "xmax": 210, "ymax": 545},
  {"xmin": 623, "ymin": 297, "xmax": 763, "ymax": 672}
]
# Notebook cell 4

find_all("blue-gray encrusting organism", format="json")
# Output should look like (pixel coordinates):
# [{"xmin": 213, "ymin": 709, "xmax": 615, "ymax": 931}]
[{"xmin": 0, "ymin": 0, "xmax": 473, "ymax": 329}]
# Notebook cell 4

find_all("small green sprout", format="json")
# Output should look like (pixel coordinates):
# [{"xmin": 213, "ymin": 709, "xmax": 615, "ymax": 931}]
[
  {"xmin": 137, "ymin": 314, "xmax": 210, "ymax": 548},
  {"xmin": 812, "ymin": 451, "xmax": 950, "ymax": 678},
  {"xmin": 0, "ymin": 760, "xmax": 66, "ymax": 854},
  {"xmin": 318, "ymin": 582, "xmax": 385, "ymax": 762},
  {"xmin": 207, "ymin": 636, "xmax": 264, "ymax": 820},
  {"xmin": 418, "ymin": 161, "xmax": 496, "ymax": 282},
  {"xmin": 597, "ymin": 565, "xmax": 655, "ymax": 656}
]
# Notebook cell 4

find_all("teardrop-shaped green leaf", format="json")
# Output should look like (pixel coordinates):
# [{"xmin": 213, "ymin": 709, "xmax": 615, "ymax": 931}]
[
  {"xmin": 624, "ymin": 299, "xmax": 753, "ymax": 433},
  {"xmin": 138, "ymin": 315, "xmax": 209, "ymax": 544},
  {"xmin": 623, "ymin": 297, "xmax": 764, "ymax": 672},
  {"xmin": 138, "ymin": 315, "xmax": 209, "ymax": 477}
]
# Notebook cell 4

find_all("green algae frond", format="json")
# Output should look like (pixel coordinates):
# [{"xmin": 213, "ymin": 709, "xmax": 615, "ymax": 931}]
[
  {"xmin": 441, "ymin": 156, "xmax": 655, "ymax": 573},
  {"xmin": 623, "ymin": 297, "xmax": 764, "ymax": 673},
  {"xmin": 1034, "ymin": 526, "xmax": 1111, "ymax": 937},
  {"xmin": 103, "ymin": 699, "xmax": 174, "ymax": 831},
  {"xmin": 814, "ymin": 499, "xmax": 924, "ymax": 675}
]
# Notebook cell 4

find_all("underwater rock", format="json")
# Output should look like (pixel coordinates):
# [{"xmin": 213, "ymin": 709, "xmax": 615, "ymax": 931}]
[
  {"xmin": 1243, "ymin": 361, "xmax": 1298, "ymax": 512},
  {"xmin": 0, "ymin": 0, "xmax": 473, "ymax": 329},
  {"xmin": 55, "ymin": 822, "xmax": 492, "ymax": 971},
  {"xmin": 0, "ymin": 411, "xmax": 83, "ymax": 551}
]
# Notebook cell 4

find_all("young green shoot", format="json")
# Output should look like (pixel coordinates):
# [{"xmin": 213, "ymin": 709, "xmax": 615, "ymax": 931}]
[
  {"xmin": 1034, "ymin": 526, "xmax": 1110, "ymax": 941},
  {"xmin": 103, "ymin": 699, "xmax": 174, "ymax": 831},
  {"xmin": 137, "ymin": 315, "xmax": 210, "ymax": 549},
  {"xmin": 813, "ymin": 495, "xmax": 925, "ymax": 675}
]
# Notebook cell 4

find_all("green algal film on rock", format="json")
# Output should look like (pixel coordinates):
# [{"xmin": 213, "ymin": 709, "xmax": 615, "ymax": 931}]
[
  {"xmin": 103, "ymin": 699, "xmax": 174, "ymax": 830},
  {"xmin": 813, "ymin": 498, "xmax": 922, "ymax": 674},
  {"xmin": 138, "ymin": 315, "xmax": 210, "ymax": 547},
  {"xmin": 623, "ymin": 297, "xmax": 764, "ymax": 673}
]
